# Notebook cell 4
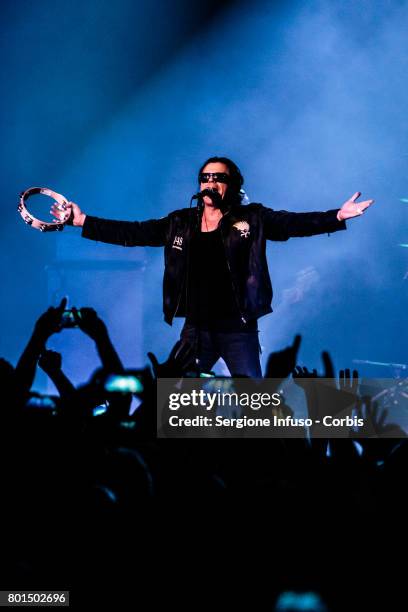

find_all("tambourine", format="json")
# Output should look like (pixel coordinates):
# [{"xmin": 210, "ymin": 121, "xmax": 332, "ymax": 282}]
[{"xmin": 18, "ymin": 187, "xmax": 71, "ymax": 232}]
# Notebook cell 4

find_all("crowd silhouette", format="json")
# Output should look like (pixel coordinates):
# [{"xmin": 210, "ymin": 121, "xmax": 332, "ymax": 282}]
[{"xmin": 0, "ymin": 299, "xmax": 406, "ymax": 609}]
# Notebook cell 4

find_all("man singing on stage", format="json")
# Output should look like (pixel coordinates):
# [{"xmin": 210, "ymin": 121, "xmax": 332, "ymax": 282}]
[{"xmin": 51, "ymin": 157, "xmax": 373, "ymax": 377}]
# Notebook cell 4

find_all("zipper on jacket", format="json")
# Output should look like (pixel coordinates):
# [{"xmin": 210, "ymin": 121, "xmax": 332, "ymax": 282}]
[
  {"xmin": 219, "ymin": 219, "xmax": 247, "ymax": 325},
  {"xmin": 172, "ymin": 215, "xmax": 194, "ymax": 323},
  {"xmin": 171, "ymin": 209, "xmax": 246, "ymax": 325},
  {"xmin": 173, "ymin": 274, "xmax": 186, "ymax": 321}
]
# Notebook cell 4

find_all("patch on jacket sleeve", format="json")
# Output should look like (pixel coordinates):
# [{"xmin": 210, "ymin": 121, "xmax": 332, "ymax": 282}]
[{"xmin": 233, "ymin": 220, "xmax": 250, "ymax": 238}]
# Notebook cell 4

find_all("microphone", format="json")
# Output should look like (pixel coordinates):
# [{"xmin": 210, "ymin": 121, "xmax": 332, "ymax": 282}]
[
  {"xmin": 192, "ymin": 188, "xmax": 221, "ymax": 203},
  {"xmin": 190, "ymin": 188, "xmax": 223, "ymax": 230}
]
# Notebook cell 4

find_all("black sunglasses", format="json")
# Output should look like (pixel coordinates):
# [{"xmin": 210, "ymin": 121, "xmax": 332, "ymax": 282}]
[{"xmin": 199, "ymin": 172, "xmax": 230, "ymax": 184}]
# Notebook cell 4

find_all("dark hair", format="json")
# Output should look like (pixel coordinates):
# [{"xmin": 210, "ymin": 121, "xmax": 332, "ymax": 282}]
[{"xmin": 198, "ymin": 156, "xmax": 244, "ymax": 206}]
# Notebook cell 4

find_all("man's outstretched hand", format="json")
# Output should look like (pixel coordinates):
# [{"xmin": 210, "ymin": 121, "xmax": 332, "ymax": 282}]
[{"xmin": 337, "ymin": 192, "xmax": 374, "ymax": 221}]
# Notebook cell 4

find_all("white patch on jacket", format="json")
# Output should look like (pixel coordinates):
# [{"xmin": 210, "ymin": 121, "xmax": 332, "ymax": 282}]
[{"xmin": 233, "ymin": 221, "xmax": 250, "ymax": 238}]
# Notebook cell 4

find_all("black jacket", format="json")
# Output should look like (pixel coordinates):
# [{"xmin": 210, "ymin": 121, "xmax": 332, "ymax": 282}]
[{"xmin": 82, "ymin": 203, "xmax": 346, "ymax": 325}]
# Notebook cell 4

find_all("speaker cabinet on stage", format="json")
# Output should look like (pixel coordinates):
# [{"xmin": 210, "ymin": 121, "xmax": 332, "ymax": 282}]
[{"xmin": 46, "ymin": 231, "xmax": 146, "ymax": 389}]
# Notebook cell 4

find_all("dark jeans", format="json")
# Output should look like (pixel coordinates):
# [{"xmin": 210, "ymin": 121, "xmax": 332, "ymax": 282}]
[{"xmin": 180, "ymin": 322, "xmax": 262, "ymax": 378}]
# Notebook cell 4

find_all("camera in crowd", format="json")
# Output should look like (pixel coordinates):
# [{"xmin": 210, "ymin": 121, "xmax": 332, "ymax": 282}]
[{"xmin": 60, "ymin": 309, "xmax": 82, "ymax": 328}]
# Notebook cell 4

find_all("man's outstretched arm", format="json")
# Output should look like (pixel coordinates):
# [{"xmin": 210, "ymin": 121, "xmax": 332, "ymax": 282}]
[
  {"xmin": 50, "ymin": 200, "xmax": 168, "ymax": 247},
  {"xmin": 262, "ymin": 192, "xmax": 374, "ymax": 241}
]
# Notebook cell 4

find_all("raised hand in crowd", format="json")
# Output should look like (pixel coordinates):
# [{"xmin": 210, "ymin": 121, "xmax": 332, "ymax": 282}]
[
  {"xmin": 72, "ymin": 307, "xmax": 124, "ymax": 374},
  {"xmin": 264, "ymin": 334, "xmax": 301, "ymax": 384},
  {"xmin": 15, "ymin": 298, "xmax": 67, "ymax": 396},
  {"xmin": 292, "ymin": 364, "xmax": 318, "ymax": 383},
  {"xmin": 147, "ymin": 339, "xmax": 195, "ymax": 378},
  {"xmin": 327, "ymin": 395, "xmax": 407, "ymax": 466},
  {"xmin": 33, "ymin": 297, "xmax": 68, "ymax": 341},
  {"xmin": 38, "ymin": 350, "xmax": 76, "ymax": 399},
  {"xmin": 72, "ymin": 307, "xmax": 107, "ymax": 341},
  {"xmin": 292, "ymin": 364, "xmax": 319, "ymax": 421},
  {"xmin": 354, "ymin": 395, "xmax": 406, "ymax": 447},
  {"xmin": 293, "ymin": 351, "xmax": 359, "ymax": 440},
  {"xmin": 338, "ymin": 367, "xmax": 359, "ymax": 396}
]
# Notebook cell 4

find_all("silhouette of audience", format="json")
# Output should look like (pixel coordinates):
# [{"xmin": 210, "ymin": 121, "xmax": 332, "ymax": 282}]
[{"xmin": 0, "ymin": 300, "xmax": 406, "ymax": 609}]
